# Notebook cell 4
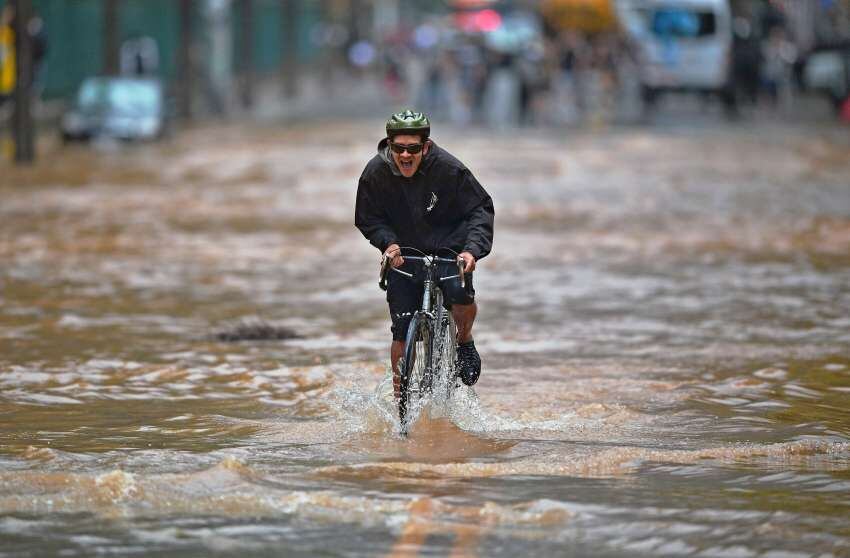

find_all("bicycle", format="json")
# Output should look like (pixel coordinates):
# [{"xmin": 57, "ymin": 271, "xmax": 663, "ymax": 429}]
[{"xmin": 379, "ymin": 247, "xmax": 466, "ymax": 434}]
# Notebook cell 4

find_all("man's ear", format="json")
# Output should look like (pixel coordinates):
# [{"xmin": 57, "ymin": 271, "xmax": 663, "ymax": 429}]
[{"xmin": 423, "ymin": 139, "xmax": 432, "ymax": 155}]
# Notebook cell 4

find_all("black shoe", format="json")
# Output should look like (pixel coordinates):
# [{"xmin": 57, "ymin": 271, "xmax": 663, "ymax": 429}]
[{"xmin": 456, "ymin": 340, "xmax": 481, "ymax": 386}]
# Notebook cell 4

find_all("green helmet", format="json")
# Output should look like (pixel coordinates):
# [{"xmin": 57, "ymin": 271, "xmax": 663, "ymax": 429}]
[{"xmin": 386, "ymin": 109, "xmax": 430, "ymax": 139}]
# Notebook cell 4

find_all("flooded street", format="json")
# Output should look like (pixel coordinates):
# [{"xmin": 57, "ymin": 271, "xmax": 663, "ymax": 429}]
[{"xmin": 1, "ymin": 118, "xmax": 849, "ymax": 557}]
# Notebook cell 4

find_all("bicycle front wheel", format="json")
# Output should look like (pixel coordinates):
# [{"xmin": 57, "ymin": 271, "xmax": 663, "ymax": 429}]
[
  {"xmin": 432, "ymin": 304, "xmax": 458, "ymax": 397},
  {"xmin": 399, "ymin": 313, "xmax": 432, "ymax": 431}
]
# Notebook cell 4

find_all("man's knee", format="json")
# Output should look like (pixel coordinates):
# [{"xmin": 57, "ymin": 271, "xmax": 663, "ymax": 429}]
[{"xmin": 452, "ymin": 302, "xmax": 476, "ymax": 318}]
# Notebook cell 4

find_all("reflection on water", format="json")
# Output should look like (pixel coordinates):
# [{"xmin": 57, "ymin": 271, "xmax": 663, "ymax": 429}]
[{"xmin": 1, "ymin": 122, "xmax": 849, "ymax": 556}]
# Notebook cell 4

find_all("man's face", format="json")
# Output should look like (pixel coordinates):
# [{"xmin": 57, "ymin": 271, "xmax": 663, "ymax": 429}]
[{"xmin": 389, "ymin": 134, "xmax": 429, "ymax": 178}]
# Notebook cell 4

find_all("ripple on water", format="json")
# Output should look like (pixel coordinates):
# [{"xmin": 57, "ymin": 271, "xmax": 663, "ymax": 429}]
[
  {"xmin": 694, "ymin": 358, "xmax": 850, "ymax": 440},
  {"xmin": 0, "ymin": 362, "xmax": 332, "ymax": 406},
  {"xmin": 5, "ymin": 440, "xmax": 847, "ymax": 556}
]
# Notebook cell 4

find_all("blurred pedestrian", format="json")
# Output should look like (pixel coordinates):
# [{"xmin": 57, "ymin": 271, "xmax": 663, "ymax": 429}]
[
  {"xmin": 121, "ymin": 34, "xmax": 159, "ymax": 76},
  {"xmin": 517, "ymin": 39, "xmax": 548, "ymax": 126},
  {"xmin": 586, "ymin": 34, "xmax": 619, "ymax": 127},
  {"xmin": 552, "ymin": 30, "xmax": 590, "ymax": 126},
  {"xmin": 482, "ymin": 52, "xmax": 520, "ymax": 130},
  {"xmin": 455, "ymin": 37, "xmax": 488, "ymax": 124},
  {"xmin": 760, "ymin": 26, "xmax": 797, "ymax": 113},
  {"xmin": 841, "ymin": 96, "xmax": 850, "ymax": 124},
  {"xmin": 440, "ymin": 49, "xmax": 471, "ymax": 125},
  {"xmin": 731, "ymin": 16, "xmax": 762, "ymax": 111},
  {"xmin": 381, "ymin": 46, "xmax": 405, "ymax": 102},
  {"xmin": 418, "ymin": 52, "xmax": 449, "ymax": 119},
  {"xmin": 29, "ymin": 8, "xmax": 47, "ymax": 98}
]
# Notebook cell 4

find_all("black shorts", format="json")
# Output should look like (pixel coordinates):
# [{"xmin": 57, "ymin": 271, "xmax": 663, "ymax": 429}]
[{"xmin": 387, "ymin": 261, "xmax": 475, "ymax": 341}]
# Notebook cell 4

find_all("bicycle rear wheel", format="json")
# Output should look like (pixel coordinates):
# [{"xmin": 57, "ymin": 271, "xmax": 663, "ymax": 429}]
[{"xmin": 399, "ymin": 313, "xmax": 432, "ymax": 432}]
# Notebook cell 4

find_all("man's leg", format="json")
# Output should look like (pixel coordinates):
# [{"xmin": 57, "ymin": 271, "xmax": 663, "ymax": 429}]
[
  {"xmin": 452, "ymin": 302, "xmax": 477, "ymax": 343},
  {"xmin": 390, "ymin": 339, "xmax": 404, "ymax": 398},
  {"xmin": 453, "ymin": 302, "xmax": 481, "ymax": 386},
  {"xmin": 394, "ymin": 305, "xmax": 476, "ymax": 394},
  {"xmin": 443, "ymin": 269, "xmax": 481, "ymax": 386},
  {"xmin": 386, "ymin": 267, "xmax": 418, "ymax": 401}
]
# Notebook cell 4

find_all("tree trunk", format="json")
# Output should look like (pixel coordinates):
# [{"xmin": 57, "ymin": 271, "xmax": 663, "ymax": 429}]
[
  {"xmin": 239, "ymin": 0, "xmax": 254, "ymax": 108},
  {"xmin": 281, "ymin": 0, "xmax": 298, "ymax": 99},
  {"xmin": 12, "ymin": 0, "xmax": 35, "ymax": 164},
  {"xmin": 103, "ymin": 0, "xmax": 120, "ymax": 75},
  {"xmin": 178, "ymin": 0, "xmax": 193, "ymax": 119}
]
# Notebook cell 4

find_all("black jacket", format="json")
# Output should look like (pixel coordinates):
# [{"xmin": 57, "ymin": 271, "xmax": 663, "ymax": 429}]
[{"xmin": 355, "ymin": 139, "xmax": 495, "ymax": 260}]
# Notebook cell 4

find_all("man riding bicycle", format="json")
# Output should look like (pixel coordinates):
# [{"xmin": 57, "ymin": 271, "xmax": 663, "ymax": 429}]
[{"xmin": 355, "ymin": 110, "xmax": 495, "ymax": 398}]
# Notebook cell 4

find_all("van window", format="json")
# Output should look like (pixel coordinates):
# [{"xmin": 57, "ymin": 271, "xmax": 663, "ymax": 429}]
[
  {"xmin": 650, "ymin": 9, "xmax": 716, "ymax": 38},
  {"xmin": 78, "ymin": 78, "xmax": 161, "ymax": 116}
]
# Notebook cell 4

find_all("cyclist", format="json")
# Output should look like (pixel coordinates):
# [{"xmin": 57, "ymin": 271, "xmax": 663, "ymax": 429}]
[{"xmin": 355, "ymin": 109, "xmax": 494, "ymax": 398}]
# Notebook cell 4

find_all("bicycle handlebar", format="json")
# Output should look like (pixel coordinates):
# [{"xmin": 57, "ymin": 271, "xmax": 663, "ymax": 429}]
[{"xmin": 378, "ymin": 249, "xmax": 466, "ymax": 291}]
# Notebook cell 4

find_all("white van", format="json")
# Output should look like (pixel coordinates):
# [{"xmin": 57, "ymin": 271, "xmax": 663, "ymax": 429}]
[{"xmin": 615, "ymin": 0, "xmax": 732, "ymax": 108}]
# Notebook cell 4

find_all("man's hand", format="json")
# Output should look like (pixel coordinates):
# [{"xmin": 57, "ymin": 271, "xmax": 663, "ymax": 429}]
[
  {"xmin": 384, "ymin": 243, "xmax": 404, "ymax": 268},
  {"xmin": 458, "ymin": 251, "xmax": 476, "ymax": 273}
]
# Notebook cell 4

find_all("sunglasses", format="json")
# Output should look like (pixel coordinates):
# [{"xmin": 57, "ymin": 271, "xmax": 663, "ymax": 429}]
[{"xmin": 389, "ymin": 141, "xmax": 424, "ymax": 155}]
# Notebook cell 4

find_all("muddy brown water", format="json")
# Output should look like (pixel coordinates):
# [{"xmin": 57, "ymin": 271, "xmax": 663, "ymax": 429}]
[{"xmin": 1, "ymin": 120, "xmax": 849, "ymax": 557}]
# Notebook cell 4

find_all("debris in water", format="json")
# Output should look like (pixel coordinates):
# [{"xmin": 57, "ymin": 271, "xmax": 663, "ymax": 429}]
[{"xmin": 211, "ymin": 318, "xmax": 299, "ymax": 342}]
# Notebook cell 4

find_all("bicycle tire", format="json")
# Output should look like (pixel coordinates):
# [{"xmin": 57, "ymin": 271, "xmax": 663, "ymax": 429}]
[{"xmin": 399, "ymin": 313, "xmax": 432, "ymax": 432}]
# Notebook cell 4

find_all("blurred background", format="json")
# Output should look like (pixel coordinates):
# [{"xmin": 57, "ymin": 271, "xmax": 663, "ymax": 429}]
[{"xmin": 1, "ymin": 0, "xmax": 849, "ymax": 160}]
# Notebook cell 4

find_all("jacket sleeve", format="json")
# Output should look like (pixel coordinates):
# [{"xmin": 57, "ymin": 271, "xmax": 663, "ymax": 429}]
[
  {"xmin": 354, "ymin": 172, "xmax": 398, "ymax": 253},
  {"xmin": 459, "ymin": 169, "xmax": 495, "ymax": 260}
]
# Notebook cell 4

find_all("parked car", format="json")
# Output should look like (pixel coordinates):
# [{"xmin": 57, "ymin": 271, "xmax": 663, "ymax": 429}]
[
  {"xmin": 615, "ymin": 0, "xmax": 733, "ymax": 110},
  {"xmin": 61, "ymin": 76, "xmax": 168, "ymax": 142},
  {"xmin": 802, "ymin": 42, "xmax": 850, "ymax": 112}
]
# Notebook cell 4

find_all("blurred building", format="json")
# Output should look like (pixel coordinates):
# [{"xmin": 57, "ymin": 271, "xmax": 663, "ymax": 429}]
[
  {"xmin": 0, "ymin": 0, "xmax": 316, "ymax": 101},
  {"xmin": 2, "ymin": 0, "xmax": 847, "ymax": 126}
]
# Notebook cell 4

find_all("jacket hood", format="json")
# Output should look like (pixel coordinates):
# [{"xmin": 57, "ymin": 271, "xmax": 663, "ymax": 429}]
[{"xmin": 376, "ymin": 137, "xmax": 435, "ymax": 177}]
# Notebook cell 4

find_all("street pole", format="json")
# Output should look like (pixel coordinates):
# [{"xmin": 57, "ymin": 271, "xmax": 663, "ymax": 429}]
[
  {"xmin": 320, "ymin": 0, "xmax": 336, "ymax": 95},
  {"xmin": 12, "ymin": 0, "xmax": 34, "ymax": 164},
  {"xmin": 281, "ymin": 0, "xmax": 298, "ymax": 100},
  {"xmin": 103, "ymin": 0, "xmax": 120, "ymax": 75},
  {"xmin": 239, "ymin": 0, "xmax": 254, "ymax": 108},
  {"xmin": 349, "ymin": 0, "xmax": 361, "ymax": 43},
  {"xmin": 178, "ymin": 0, "xmax": 193, "ymax": 120}
]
